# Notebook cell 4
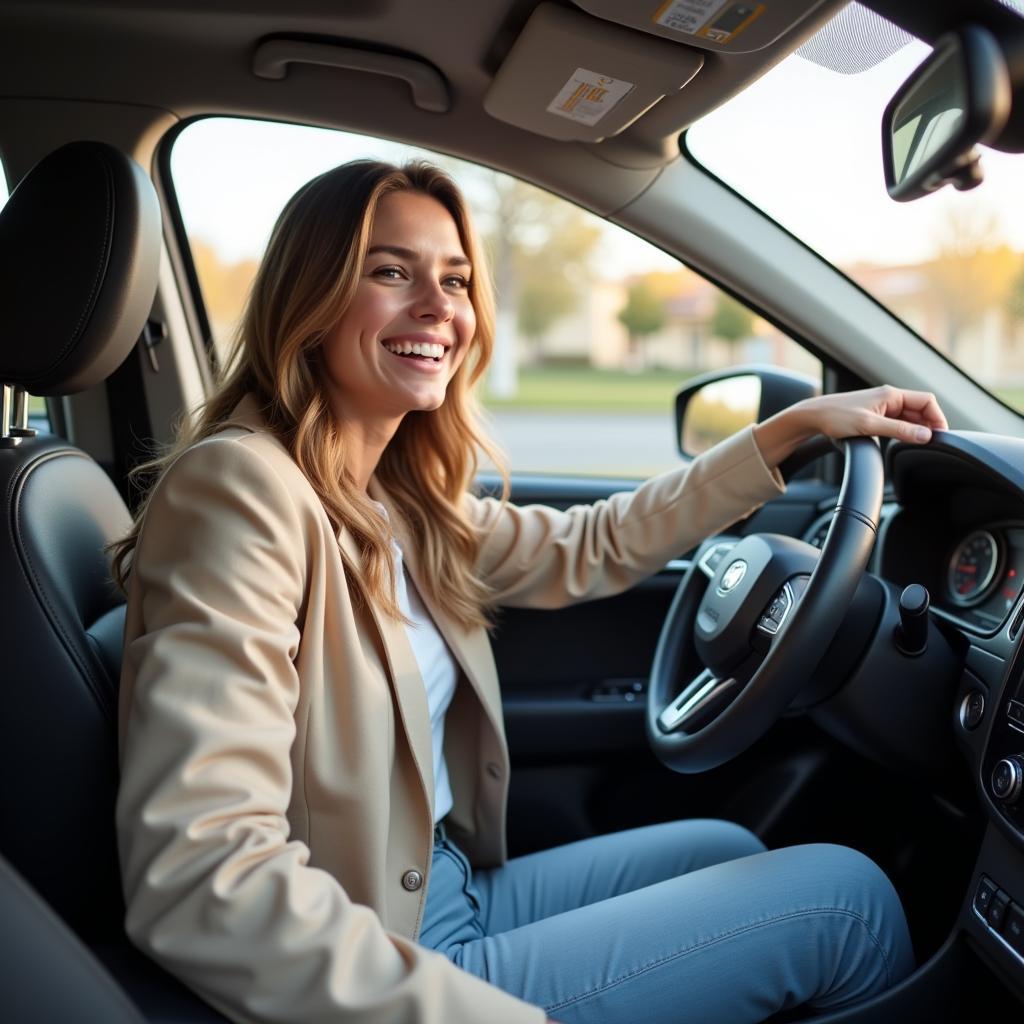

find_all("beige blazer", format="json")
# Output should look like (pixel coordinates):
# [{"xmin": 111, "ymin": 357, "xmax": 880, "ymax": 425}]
[{"xmin": 116, "ymin": 397, "xmax": 784, "ymax": 1024}]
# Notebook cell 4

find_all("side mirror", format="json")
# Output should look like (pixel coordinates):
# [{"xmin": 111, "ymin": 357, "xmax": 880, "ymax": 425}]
[
  {"xmin": 882, "ymin": 25, "xmax": 1012, "ymax": 202},
  {"xmin": 675, "ymin": 366, "xmax": 819, "ymax": 459}
]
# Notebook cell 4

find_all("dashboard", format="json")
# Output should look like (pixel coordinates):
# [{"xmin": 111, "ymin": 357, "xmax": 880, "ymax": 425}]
[
  {"xmin": 802, "ymin": 450, "xmax": 1024, "ymax": 639},
  {"xmin": 879, "ymin": 508, "xmax": 1024, "ymax": 637},
  {"xmin": 832, "ymin": 433, "xmax": 1024, "ymax": 993}
]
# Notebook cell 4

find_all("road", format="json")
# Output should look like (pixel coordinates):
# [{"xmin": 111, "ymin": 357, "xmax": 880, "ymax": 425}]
[{"xmin": 483, "ymin": 410, "xmax": 682, "ymax": 478}]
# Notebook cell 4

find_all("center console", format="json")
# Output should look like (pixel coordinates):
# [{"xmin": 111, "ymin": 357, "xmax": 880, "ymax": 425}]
[{"xmin": 955, "ymin": 625, "xmax": 1024, "ymax": 995}]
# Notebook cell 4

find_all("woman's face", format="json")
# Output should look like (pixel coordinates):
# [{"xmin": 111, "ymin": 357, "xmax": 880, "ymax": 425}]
[{"xmin": 321, "ymin": 190, "xmax": 476, "ymax": 428}]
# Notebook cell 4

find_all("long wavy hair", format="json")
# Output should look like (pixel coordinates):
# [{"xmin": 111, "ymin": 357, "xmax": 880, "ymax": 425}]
[{"xmin": 110, "ymin": 160, "xmax": 508, "ymax": 628}]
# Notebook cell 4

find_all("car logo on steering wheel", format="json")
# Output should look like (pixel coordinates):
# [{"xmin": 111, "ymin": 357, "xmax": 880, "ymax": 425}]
[{"xmin": 718, "ymin": 559, "xmax": 748, "ymax": 595}]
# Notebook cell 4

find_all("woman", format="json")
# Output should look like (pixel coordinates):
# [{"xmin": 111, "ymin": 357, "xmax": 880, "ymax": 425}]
[{"xmin": 114, "ymin": 160, "xmax": 945, "ymax": 1024}]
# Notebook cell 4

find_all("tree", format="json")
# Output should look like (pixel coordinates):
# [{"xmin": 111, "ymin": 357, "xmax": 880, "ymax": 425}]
[
  {"xmin": 518, "ymin": 275, "xmax": 578, "ymax": 353},
  {"xmin": 449, "ymin": 167, "xmax": 601, "ymax": 391},
  {"xmin": 1009, "ymin": 260, "xmax": 1024, "ymax": 323},
  {"xmin": 921, "ymin": 204, "xmax": 1018, "ymax": 358},
  {"xmin": 617, "ymin": 278, "xmax": 666, "ymax": 367},
  {"xmin": 710, "ymin": 293, "xmax": 754, "ymax": 344},
  {"xmin": 190, "ymin": 239, "xmax": 259, "ymax": 356}
]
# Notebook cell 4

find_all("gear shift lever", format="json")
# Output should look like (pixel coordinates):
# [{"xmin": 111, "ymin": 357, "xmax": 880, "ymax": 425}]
[{"xmin": 894, "ymin": 584, "xmax": 929, "ymax": 656}]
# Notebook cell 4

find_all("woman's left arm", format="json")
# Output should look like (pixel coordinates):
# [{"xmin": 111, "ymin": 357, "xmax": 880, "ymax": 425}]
[
  {"xmin": 469, "ymin": 386, "xmax": 946, "ymax": 610},
  {"xmin": 468, "ymin": 425, "xmax": 784, "ymax": 609}
]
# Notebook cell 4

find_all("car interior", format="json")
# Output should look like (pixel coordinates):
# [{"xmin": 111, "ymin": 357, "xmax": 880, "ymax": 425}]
[{"xmin": 1, "ymin": 0, "xmax": 1024, "ymax": 1021}]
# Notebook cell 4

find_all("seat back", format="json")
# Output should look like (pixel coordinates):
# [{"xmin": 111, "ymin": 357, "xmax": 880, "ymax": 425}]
[
  {"xmin": 0, "ymin": 852, "xmax": 145, "ymax": 1024},
  {"xmin": 0, "ymin": 141, "xmax": 161, "ymax": 942}
]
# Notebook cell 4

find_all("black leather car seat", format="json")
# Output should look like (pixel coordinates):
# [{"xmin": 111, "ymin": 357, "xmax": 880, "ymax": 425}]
[
  {"xmin": 0, "ymin": 852, "xmax": 145, "ymax": 1024},
  {"xmin": 0, "ymin": 142, "xmax": 227, "ymax": 1022},
  {"xmin": 0, "ymin": 140, "xmax": 159, "ymax": 941}
]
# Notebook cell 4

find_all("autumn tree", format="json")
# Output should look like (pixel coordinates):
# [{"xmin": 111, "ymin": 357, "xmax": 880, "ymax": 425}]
[
  {"xmin": 448, "ymin": 168, "xmax": 601, "ymax": 392},
  {"xmin": 922, "ymin": 205, "xmax": 1019, "ymax": 359},
  {"xmin": 518, "ymin": 275, "xmax": 578, "ymax": 354},
  {"xmin": 617, "ymin": 278, "xmax": 666, "ymax": 367},
  {"xmin": 190, "ymin": 239, "xmax": 259, "ymax": 357},
  {"xmin": 710, "ymin": 293, "xmax": 754, "ymax": 344},
  {"xmin": 1009, "ymin": 260, "xmax": 1024, "ymax": 323}
]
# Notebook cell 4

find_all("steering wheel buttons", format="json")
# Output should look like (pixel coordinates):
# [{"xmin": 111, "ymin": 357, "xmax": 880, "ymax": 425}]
[
  {"xmin": 975, "ymin": 876, "xmax": 997, "ymax": 916},
  {"xmin": 988, "ymin": 892, "xmax": 1011, "ymax": 933},
  {"xmin": 1006, "ymin": 905, "xmax": 1024, "ymax": 956}
]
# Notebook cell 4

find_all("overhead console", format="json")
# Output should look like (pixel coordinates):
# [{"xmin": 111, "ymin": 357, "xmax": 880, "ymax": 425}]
[{"xmin": 483, "ymin": 0, "xmax": 832, "ymax": 141}]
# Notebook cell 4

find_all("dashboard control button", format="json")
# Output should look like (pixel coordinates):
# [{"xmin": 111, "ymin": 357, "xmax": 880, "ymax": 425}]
[
  {"xmin": 1008, "ymin": 700, "xmax": 1024, "ymax": 728},
  {"xmin": 988, "ymin": 891, "xmax": 1011, "ymax": 933},
  {"xmin": 959, "ymin": 690, "xmax": 985, "ymax": 730},
  {"xmin": 992, "ymin": 756, "xmax": 1024, "ymax": 804},
  {"xmin": 1006, "ymin": 904, "xmax": 1024, "ymax": 956},
  {"xmin": 975, "ymin": 876, "xmax": 997, "ymax": 916}
]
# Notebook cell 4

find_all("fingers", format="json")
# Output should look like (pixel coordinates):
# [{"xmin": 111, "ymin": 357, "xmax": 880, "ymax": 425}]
[
  {"xmin": 868, "ymin": 412, "xmax": 933, "ymax": 444},
  {"xmin": 884, "ymin": 387, "xmax": 948, "ymax": 430},
  {"xmin": 868, "ymin": 385, "xmax": 947, "ymax": 444}
]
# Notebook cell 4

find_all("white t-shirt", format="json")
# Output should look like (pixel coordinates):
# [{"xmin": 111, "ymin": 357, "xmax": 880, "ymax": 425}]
[{"xmin": 373, "ymin": 504, "xmax": 457, "ymax": 823}]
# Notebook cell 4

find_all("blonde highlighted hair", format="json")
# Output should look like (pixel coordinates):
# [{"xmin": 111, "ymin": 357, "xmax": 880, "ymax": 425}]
[{"xmin": 110, "ymin": 159, "xmax": 507, "ymax": 628}]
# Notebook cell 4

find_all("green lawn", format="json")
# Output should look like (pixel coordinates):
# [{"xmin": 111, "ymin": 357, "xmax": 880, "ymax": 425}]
[
  {"xmin": 484, "ymin": 375, "xmax": 1024, "ymax": 419},
  {"xmin": 484, "ymin": 368, "xmax": 692, "ymax": 413}
]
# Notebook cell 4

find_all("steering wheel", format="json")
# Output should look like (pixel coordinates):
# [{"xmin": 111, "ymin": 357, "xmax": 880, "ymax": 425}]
[{"xmin": 645, "ymin": 436, "xmax": 883, "ymax": 774}]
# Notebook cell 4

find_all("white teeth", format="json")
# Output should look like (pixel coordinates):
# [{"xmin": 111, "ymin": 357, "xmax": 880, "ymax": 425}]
[{"xmin": 382, "ymin": 340, "xmax": 445, "ymax": 360}]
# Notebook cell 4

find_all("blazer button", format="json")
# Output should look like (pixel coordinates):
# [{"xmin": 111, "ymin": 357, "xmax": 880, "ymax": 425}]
[
  {"xmin": 401, "ymin": 869, "xmax": 423, "ymax": 892},
  {"xmin": 486, "ymin": 762, "xmax": 502, "ymax": 780}
]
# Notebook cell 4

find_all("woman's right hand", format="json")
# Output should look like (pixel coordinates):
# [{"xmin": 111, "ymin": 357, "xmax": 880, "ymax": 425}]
[{"xmin": 752, "ymin": 385, "xmax": 948, "ymax": 469}]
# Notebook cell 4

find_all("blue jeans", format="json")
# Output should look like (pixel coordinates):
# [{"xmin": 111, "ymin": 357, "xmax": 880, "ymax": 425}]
[{"xmin": 419, "ymin": 820, "xmax": 914, "ymax": 1023}]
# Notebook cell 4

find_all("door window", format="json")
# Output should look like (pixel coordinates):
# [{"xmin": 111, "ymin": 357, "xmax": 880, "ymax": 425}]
[{"xmin": 170, "ymin": 118, "xmax": 820, "ymax": 477}]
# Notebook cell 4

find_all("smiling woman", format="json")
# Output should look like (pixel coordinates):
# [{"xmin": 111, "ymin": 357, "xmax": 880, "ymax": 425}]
[
  {"xmin": 106, "ymin": 153, "xmax": 949, "ymax": 1024},
  {"xmin": 111, "ymin": 159, "xmax": 502, "ymax": 627}
]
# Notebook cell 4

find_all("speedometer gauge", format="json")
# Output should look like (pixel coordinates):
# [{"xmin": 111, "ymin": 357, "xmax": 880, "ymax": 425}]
[{"xmin": 948, "ymin": 530, "xmax": 1001, "ymax": 607}]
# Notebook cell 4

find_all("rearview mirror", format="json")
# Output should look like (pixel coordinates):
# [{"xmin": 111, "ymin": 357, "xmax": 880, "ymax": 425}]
[{"xmin": 882, "ymin": 25, "xmax": 1011, "ymax": 202}]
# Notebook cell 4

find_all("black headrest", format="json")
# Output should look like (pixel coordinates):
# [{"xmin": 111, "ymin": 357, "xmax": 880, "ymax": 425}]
[{"xmin": 0, "ymin": 141, "xmax": 161, "ymax": 395}]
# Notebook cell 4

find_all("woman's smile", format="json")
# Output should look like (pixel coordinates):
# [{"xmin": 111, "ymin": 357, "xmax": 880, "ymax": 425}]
[{"xmin": 379, "ymin": 332, "xmax": 451, "ymax": 369}]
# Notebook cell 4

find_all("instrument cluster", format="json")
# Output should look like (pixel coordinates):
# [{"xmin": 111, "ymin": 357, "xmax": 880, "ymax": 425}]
[{"xmin": 941, "ymin": 525, "xmax": 1024, "ymax": 632}]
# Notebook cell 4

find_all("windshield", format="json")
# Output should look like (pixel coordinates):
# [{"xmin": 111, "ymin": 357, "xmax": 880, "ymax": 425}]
[{"xmin": 688, "ymin": 2, "xmax": 1024, "ymax": 414}]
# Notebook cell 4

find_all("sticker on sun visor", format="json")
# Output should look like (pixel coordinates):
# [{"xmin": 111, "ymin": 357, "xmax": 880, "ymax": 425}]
[
  {"xmin": 653, "ymin": 0, "xmax": 765, "ymax": 45},
  {"xmin": 546, "ymin": 69, "xmax": 634, "ymax": 127}
]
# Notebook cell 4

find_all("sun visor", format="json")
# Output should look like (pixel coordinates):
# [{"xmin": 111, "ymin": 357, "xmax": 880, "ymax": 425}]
[
  {"xmin": 483, "ymin": 3, "xmax": 703, "ymax": 143},
  {"xmin": 574, "ymin": 0, "xmax": 834, "ymax": 55}
]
